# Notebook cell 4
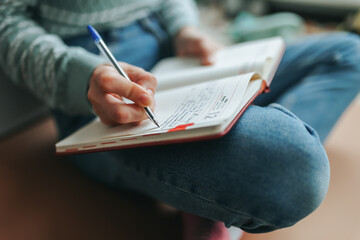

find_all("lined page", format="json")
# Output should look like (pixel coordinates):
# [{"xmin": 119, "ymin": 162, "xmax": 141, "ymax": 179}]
[{"xmin": 56, "ymin": 73, "xmax": 255, "ymax": 149}]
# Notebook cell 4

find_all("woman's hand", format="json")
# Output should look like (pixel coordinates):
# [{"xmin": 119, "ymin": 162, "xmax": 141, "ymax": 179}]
[
  {"xmin": 88, "ymin": 62, "xmax": 157, "ymax": 126},
  {"xmin": 175, "ymin": 26, "xmax": 222, "ymax": 65}
]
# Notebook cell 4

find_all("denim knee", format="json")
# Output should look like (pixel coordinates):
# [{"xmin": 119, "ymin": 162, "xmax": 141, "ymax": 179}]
[
  {"xmin": 327, "ymin": 32, "xmax": 360, "ymax": 73},
  {"xmin": 227, "ymin": 105, "xmax": 330, "ymax": 233}
]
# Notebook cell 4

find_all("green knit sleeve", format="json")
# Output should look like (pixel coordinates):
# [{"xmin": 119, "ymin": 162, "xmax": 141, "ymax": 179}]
[
  {"xmin": 156, "ymin": 0, "xmax": 200, "ymax": 36},
  {"xmin": 0, "ymin": 0, "xmax": 106, "ymax": 115}
]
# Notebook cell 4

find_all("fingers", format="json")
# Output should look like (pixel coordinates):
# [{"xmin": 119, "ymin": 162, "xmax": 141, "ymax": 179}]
[
  {"xmin": 92, "ymin": 94, "xmax": 147, "ymax": 125},
  {"xmin": 192, "ymin": 38, "xmax": 220, "ymax": 65},
  {"xmin": 93, "ymin": 65, "xmax": 154, "ymax": 107},
  {"xmin": 178, "ymin": 39, "xmax": 218, "ymax": 65},
  {"xmin": 175, "ymin": 28, "xmax": 222, "ymax": 66},
  {"xmin": 120, "ymin": 62, "xmax": 157, "ymax": 94},
  {"xmin": 88, "ymin": 63, "xmax": 157, "ymax": 125},
  {"xmin": 198, "ymin": 39, "xmax": 219, "ymax": 65}
]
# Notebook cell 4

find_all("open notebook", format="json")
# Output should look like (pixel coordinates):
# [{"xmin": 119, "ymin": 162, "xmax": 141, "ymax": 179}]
[{"xmin": 56, "ymin": 37, "xmax": 285, "ymax": 155}]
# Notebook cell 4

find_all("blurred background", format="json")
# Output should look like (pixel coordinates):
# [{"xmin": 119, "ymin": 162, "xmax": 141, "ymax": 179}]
[
  {"xmin": 0, "ymin": 1, "xmax": 359, "ymax": 240},
  {"xmin": 196, "ymin": 0, "xmax": 360, "ymax": 43}
]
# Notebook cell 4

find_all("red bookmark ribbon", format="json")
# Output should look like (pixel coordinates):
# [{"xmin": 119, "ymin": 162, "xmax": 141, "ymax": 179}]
[{"xmin": 167, "ymin": 123, "xmax": 194, "ymax": 132}]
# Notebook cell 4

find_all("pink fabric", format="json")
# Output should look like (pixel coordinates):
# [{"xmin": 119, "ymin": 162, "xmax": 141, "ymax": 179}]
[{"xmin": 181, "ymin": 212, "xmax": 230, "ymax": 240}]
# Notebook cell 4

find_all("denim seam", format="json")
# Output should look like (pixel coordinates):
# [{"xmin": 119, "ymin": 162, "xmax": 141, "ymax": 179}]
[
  {"xmin": 124, "ymin": 165, "xmax": 280, "ymax": 229},
  {"xmin": 162, "ymin": 181, "xmax": 280, "ymax": 228}
]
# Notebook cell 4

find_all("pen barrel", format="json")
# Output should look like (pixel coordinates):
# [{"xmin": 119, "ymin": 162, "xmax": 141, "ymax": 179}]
[
  {"xmin": 144, "ymin": 106, "xmax": 155, "ymax": 119},
  {"xmin": 97, "ymin": 40, "xmax": 131, "ymax": 81},
  {"xmin": 94, "ymin": 36, "xmax": 160, "ymax": 127}
]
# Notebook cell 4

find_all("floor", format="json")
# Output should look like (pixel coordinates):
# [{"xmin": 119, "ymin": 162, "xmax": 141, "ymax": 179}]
[{"xmin": 0, "ymin": 116, "xmax": 181, "ymax": 240}]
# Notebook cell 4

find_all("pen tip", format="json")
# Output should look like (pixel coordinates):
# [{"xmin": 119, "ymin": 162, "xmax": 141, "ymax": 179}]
[{"xmin": 154, "ymin": 120, "xmax": 160, "ymax": 128}]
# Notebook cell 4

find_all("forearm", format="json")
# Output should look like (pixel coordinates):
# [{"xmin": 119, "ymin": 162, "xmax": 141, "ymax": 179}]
[{"xmin": 0, "ymin": 1, "xmax": 105, "ymax": 115}]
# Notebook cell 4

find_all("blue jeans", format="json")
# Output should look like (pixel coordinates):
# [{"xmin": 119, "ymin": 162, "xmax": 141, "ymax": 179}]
[{"xmin": 57, "ymin": 16, "xmax": 360, "ymax": 233}]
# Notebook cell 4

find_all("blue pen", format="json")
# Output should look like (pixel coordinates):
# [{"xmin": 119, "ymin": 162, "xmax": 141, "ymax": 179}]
[{"xmin": 87, "ymin": 25, "xmax": 160, "ymax": 128}]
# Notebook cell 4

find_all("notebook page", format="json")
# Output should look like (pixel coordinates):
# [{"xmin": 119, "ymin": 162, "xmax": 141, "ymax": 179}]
[
  {"xmin": 56, "ymin": 73, "xmax": 255, "ymax": 149},
  {"xmin": 154, "ymin": 59, "xmax": 265, "ymax": 91},
  {"xmin": 152, "ymin": 37, "xmax": 284, "ymax": 91}
]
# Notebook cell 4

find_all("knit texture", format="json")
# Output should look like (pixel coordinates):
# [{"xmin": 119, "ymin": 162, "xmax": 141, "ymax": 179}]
[{"xmin": 0, "ymin": 0, "xmax": 199, "ymax": 115}]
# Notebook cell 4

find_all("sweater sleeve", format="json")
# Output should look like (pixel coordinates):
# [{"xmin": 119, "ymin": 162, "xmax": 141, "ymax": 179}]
[
  {"xmin": 0, "ymin": 0, "xmax": 106, "ymax": 115},
  {"xmin": 156, "ymin": 0, "xmax": 199, "ymax": 36}
]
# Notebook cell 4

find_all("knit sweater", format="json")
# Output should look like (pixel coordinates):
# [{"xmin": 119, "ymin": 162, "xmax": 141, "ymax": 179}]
[{"xmin": 0, "ymin": 0, "xmax": 199, "ymax": 115}]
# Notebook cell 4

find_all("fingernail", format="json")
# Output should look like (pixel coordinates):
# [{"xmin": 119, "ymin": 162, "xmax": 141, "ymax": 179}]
[
  {"xmin": 139, "ymin": 93, "xmax": 152, "ymax": 106},
  {"xmin": 147, "ymin": 89, "xmax": 154, "ymax": 97},
  {"xmin": 207, "ymin": 55, "xmax": 216, "ymax": 64}
]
